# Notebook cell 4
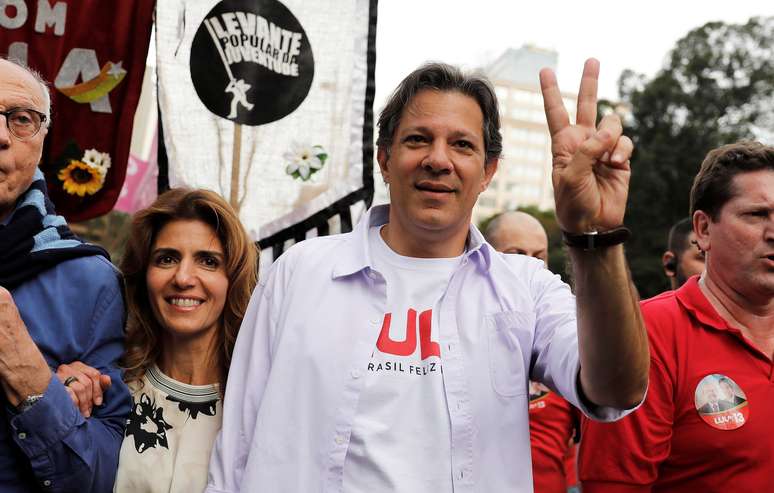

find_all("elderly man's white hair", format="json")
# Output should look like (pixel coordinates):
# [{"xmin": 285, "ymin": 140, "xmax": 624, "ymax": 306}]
[{"xmin": 1, "ymin": 55, "xmax": 52, "ymax": 125}]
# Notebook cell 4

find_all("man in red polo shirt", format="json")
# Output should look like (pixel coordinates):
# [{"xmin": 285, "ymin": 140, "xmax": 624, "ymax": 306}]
[{"xmin": 579, "ymin": 141, "xmax": 774, "ymax": 491}]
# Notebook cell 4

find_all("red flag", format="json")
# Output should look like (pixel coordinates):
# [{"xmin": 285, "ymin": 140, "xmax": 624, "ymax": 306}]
[{"xmin": 1, "ymin": 0, "xmax": 155, "ymax": 221}]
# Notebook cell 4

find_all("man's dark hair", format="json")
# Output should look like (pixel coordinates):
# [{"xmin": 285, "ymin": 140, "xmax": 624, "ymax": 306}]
[
  {"xmin": 376, "ymin": 62, "xmax": 502, "ymax": 163},
  {"xmin": 667, "ymin": 217, "xmax": 693, "ymax": 256},
  {"xmin": 690, "ymin": 141, "xmax": 774, "ymax": 220}
]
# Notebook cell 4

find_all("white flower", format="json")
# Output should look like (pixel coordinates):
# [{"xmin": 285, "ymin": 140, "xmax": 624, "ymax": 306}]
[
  {"xmin": 283, "ymin": 142, "xmax": 324, "ymax": 180},
  {"xmin": 82, "ymin": 149, "xmax": 112, "ymax": 177}
]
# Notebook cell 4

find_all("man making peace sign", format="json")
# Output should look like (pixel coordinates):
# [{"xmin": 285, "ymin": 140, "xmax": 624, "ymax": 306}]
[{"xmin": 206, "ymin": 59, "xmax": 648, "ymax": 493}]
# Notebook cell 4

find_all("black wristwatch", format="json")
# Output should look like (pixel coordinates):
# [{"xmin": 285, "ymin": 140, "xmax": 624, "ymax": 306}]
[
  {"xmin": 17, "ymin": 394, "xmax": 44, "ymax": 413},
  {"xmin": 562, "ymin": 226, "xmax": 631, "ymax": 250}
]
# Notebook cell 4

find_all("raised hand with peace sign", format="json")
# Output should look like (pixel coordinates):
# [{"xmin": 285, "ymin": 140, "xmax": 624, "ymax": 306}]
[
  {"xmin": 540, "ymin": 59, "xmax": 633, "ymax": 234},
  {"xmin": 536, "ymin": 59, "xmax": 648, "ymax": 411}
]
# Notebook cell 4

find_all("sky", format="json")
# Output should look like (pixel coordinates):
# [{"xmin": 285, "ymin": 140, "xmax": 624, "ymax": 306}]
[{"xmin": 375, "ymin": 0, "xmax": 770, "ymax": 109}]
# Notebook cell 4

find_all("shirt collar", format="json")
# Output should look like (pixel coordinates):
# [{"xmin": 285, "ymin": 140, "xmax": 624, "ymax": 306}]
[
  {"xmin": 331, "ymin": 204, "xmax": 493, "ymax": 279},
  {"xmin": 675, "ymin": 276, "xmax": 733, "ymax": 331}
]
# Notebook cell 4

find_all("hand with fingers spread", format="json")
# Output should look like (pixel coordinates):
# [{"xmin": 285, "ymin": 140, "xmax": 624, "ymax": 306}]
[
  {"xmin": 56, "ymin": 361, "xmax": 112, "ymax": 418},
  {"xmin": 537, "ymin": 59, "xmax": 648, "ymax": 411},
  {"xmin": 540, "ymin": 58, "xmax": 633, "ymax": 233}
]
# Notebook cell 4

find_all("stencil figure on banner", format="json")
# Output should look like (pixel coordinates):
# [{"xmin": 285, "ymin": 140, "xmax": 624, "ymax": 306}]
[
  {"xmin": 580, "ymin": 141, "xmax": 774, "ymax": 492},
  {"xmin": 205, "ymin": 58, "xmax": 648, "ymax": 493},
  {"xmin": 57, "ymin": 188, "xmax": 259, "ymax": 493},
  {"xmin": 157, "ymin": 0, "xmax": 376, "ymax": 265},
  {"xmin": 662, "ymin": 216, "xmax": 705, "ymax": 290},
  {"xmin": 0, "ymin": 56, "xmax": 131, "ymax": 493},
  {"xmin": 484, "ymin": 210, "xmax": 582, "ymax": 493}
]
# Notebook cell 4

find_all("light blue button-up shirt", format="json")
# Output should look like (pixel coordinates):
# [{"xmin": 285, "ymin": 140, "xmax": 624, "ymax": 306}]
[{"xmin": 207, "ymin": 205, "xmax": 631, "ymax": 493}]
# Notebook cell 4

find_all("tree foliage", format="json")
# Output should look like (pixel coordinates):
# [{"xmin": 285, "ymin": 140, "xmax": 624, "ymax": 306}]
[{"xmin": 619, "ymin": 15, "xmax": 774, "ymax": 298}]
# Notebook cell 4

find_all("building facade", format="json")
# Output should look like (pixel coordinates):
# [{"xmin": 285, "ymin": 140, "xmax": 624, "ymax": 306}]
[{"xmin": 474, "ymin": 46, "xmax": 577, "ymax": 225}]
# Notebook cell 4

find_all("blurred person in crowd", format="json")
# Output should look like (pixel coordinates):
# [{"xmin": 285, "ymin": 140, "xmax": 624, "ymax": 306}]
[
  {"xmin": 0, "ymin": 56, "xmax": 131, "ymax": 492},
  {"xmin": 206, "ymin": 59, "xmax": 648, "ymax": 492},
  {"xmin": 60, "ymin": 188, "xmax": 258, "ymax": 493},
  {"xmin": 485, "ymin": 210, "xmax": 581, "ymax": 493},
  {"xmin": 485, "ymin": 210, "xmax": 549, "ymax": 264},
  {"xmin": 662, "ymin": 216, "xmax": 705, "ymax": 289},
  {"xmin": 580, "ymin": 141, "xmax": 774, "ymax": 491}
]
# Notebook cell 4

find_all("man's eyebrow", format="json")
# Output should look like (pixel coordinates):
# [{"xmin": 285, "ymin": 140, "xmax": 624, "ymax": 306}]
[
  {"xmin": 398, "ymin": 125, "xmax": 430, "ymax": 134},
  {"xmin": 399, "ymin": 126, "xmax": 478, "ymax": 139}
]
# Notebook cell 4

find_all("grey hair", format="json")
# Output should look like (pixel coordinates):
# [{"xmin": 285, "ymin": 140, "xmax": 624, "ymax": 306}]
[{"xmin": 1, "ymin": 55, "xmax": 52, "ymax": 125}]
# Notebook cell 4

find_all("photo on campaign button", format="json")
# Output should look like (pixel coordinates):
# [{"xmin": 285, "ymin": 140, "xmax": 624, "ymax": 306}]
[{"xmin": 694, "ymin": 374, "xmax": 749, "ymax": 431}]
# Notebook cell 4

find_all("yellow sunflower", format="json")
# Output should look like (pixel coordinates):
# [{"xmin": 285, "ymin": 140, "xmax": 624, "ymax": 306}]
[{"xmin": 58, "ymin": 160, "xmax": 104, "ymax": 197}]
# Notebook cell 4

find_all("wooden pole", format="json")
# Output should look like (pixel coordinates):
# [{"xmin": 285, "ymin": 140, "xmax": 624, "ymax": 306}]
[{"xmin": 230, "ymin": 123, "xmax": 242, "ymax": 213}]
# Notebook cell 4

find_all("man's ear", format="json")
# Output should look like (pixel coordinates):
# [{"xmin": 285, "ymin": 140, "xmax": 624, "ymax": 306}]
[
  {"xmin": 693, "ymin": 210, "xmax": 711, "ymax": 253},
  {"xmin": 662, "ymin": 251, "xmax": 677, "ymax": 276},
  {"xmin": 377, "ymin": 146, "xmax": 390, "ymax": 184},
  {"xmin": 480, "ymin": 158, "xmax": 499, "ymax": 192}
]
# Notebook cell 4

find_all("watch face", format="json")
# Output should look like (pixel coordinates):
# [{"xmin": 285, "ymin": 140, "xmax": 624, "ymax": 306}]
[{"xmin": 18, "ymin": 394, "xmax": 44, "ymax": 412}]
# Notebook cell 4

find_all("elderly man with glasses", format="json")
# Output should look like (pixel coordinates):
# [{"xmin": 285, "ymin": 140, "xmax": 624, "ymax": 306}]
[{"xmin": 0, "ymin": 56, "xmax": 131, "ymax": 492}]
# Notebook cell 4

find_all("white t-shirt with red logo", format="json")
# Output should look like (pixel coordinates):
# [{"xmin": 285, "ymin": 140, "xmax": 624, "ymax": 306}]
[{"xmin": 342, "ymin": 226, "xmax": 463, "ymax": 492}]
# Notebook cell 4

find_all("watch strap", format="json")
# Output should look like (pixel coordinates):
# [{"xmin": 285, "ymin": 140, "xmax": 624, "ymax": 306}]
[
  {"xmin": 562, "ymin": 226, "xmax": 631, "ymax": 250},
  {"xmin": 17, "ymin": 393, "xmax": 44, "ymax": 413}
]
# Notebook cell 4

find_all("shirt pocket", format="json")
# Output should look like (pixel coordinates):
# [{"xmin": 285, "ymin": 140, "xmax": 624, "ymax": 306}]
[{"xmin": 487, "ymin": 310, "xmax": 534, "ymax": 397}]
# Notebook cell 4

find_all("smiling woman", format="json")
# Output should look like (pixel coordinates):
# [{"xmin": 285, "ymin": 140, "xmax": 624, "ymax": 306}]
[
  {"xmin": 111, "ymin": 188, "xmax": 258, "ymax": 493},
  {"xmin": 145, "ymin": 219, "xmax": 230, "ymax": 345},
  {"xmin": 56, "ymin": 189, "xmax": 258, "ymax": 493}
]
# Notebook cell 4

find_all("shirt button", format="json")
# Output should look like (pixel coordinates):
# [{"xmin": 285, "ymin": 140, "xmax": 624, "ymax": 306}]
[
  {"xmin": 335, "ymin": 435, "xmax": 345, "ymax": 445},
  {"xmin": 18, "ymin": 432, "xmax": 27, "ymax": 440},
  {"xmin": 43, "ymin": 480, "xmax": 52, "ymax": 487},
  {"xmin": 351, "ymin": 369, "xmax": 361, "ymax": 379},
  {"xmin": 370, "ymin": 319, "xmax": 380, "ymax": 325}
]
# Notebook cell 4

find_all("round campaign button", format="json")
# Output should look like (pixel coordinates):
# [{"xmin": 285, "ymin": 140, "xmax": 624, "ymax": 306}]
[
  {"xmin": 190, "ymin": 0, "xmax": 315, "ymax": 125},
  {"xmin": 694, "ymin": 374, "xmax": 749, "ymax": 430}
]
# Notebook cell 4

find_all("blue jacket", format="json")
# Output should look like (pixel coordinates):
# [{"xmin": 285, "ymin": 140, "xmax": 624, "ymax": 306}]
[{"xmin": 2, "ymin": 255, "xmax": 131, "ymax": 492}]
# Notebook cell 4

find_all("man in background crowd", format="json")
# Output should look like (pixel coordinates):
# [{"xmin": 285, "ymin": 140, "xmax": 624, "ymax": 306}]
[
  {"xmin": 485, "ymin": 210, "xmax": 581, "ymax": 493},
  {"xmin": 579, "ymin": 141, "xmax": 774, "ymax": 491},
  {"xmin": 662, "ymin": 216, "xmax": 705, "ymax": 289},
  {"xmin": 0, "ymin": 56, "xmax": 130, "ymax": 492},
  {"xmin": 484, "ymin": 210, "xmax": 549, "ymax": 264}
]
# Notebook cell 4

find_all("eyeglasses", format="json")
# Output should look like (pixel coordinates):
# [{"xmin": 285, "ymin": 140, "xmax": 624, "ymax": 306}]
[{"xmin": 0, "ymin": 108, "xmax": 47, "ymax": 140}]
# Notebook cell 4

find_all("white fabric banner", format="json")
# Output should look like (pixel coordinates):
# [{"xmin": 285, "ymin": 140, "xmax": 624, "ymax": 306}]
[{"xmin": 156, "ymin": 0, "xmax": 376, "ymax": 262}]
